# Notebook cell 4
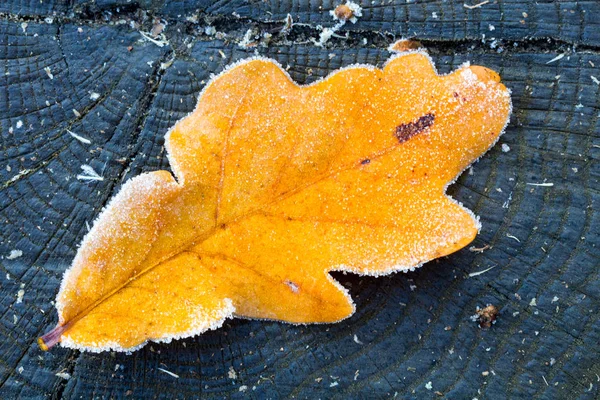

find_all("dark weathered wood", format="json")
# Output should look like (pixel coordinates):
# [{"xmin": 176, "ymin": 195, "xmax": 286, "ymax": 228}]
[
  {"xmin": 0, "ymin": 1, "xmax": 599, "ymax": 398},
  {"xmin": 3, "ymin": 0, "xmax": 600, "ymax": 46}
]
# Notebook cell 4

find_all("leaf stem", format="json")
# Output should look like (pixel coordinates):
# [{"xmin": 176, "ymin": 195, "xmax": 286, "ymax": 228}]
[{"xmin": 38, "ymin": 324, "xmax": 67, "ymax": 351}]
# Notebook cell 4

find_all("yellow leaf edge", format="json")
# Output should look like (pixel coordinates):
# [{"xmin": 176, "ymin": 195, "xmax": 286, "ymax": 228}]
[{"xmin": 40, "ymin": 50, "xmax": 512, "ymax": 353}]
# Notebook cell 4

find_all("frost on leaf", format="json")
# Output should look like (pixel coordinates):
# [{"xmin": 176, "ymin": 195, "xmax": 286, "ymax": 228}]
[{"xmin": 39, "ymin": 52, "xmax": 511, "ymax": 352}]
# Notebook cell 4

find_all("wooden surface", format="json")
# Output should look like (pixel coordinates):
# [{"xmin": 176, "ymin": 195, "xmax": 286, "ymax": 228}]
[{"xmin": 1, "ymin": 1, "xmax": 599, "ymax": 398}]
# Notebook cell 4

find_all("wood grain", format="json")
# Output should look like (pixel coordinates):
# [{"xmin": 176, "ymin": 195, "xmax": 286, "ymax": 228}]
[{"xmin": 0, "ymin": 1, "xmax": 598, "ymax": 398}]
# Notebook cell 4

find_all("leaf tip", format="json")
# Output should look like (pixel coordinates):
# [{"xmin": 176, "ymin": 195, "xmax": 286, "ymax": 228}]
[
  {"xmin": 388, "ymin": 39, "xmax": 424, "ymax": 53},
  {"xmin": 38, "ymin": 324, "xmax": 67, "ymax": 351}
]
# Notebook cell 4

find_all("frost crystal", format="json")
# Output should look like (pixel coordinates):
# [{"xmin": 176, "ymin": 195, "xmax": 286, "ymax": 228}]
[
  {"xmin": 55, "ymin": 372, "xmax": 71, "ymax": 380},
  {"xmin": 16, "ymin": 286, "xmax": 25, "ymax": 304},
  {"xmin": 238, "ymin": 29, "xmax": 255, "ymax": 49},
  {"xmin": 77, "ymin": 165, "xmax": 104, "ymax": 181},
  {"xmin": 44, "ymin": 67, "xmax": 54, "ymax": 80},
  {"xmin": 68, "ymin": 130, "xmax": 91, "ymax": 144},
  {"xmin": 529, "ymin": 298, "xmax": 537, "ymax": 306},
  {"xmin": 6, "ymin": 249, "xmax": 23, "ymax": 260},
  {"xmin": 228, "ymin": 366, "xmax": 237, "ymax": 380},
  {"xmin": 157, "ymin": 367, "xmax": 179, "ymax": 378}
]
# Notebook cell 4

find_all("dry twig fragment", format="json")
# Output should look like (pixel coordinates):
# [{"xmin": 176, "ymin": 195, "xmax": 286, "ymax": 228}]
[
  {"xmin": 526, "ymin": 182, "xmax": 554, "ymax": 187},
  {"xmin": 67, "ymin": 130, "xmax": 91, "ymax": 144},
  {"xmin": 546, "ymin": 54, "xmax": 565, "ymax": 64},
  {"xmin": 464, "ymin": 1, "xmax": 489, "ymax": 9},
  {"xmin": 469, "ymin": 244, "xmax": 490, "ymax": 253},
  {"xmin": 468, "ymin": 266, "xmax": 496, "ymax": 277},
  {"xmin": 39, "ymin": 52, "xmax": 511, "ymax": 352}
]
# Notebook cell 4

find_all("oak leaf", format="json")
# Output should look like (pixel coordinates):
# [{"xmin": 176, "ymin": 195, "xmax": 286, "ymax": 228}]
[{"xmin": 39, "ymin": 52, "xmax": 511, "ymax": 352}]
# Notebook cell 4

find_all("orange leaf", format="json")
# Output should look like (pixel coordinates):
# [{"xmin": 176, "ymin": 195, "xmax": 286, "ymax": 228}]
[{"xmin": 39, "ymin": 52, "xmax": 511, "ymax": 352}]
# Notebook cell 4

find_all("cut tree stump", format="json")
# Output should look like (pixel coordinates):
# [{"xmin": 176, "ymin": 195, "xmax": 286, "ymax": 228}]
[{"xmin": 1, "ymin": 1, "xmax": 599, "ymax": 398}]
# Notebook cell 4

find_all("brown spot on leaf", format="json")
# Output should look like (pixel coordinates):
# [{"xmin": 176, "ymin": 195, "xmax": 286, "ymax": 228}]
[{"xmin": 395, "ymin": 113, "xmax": 435, "ymax": 143}]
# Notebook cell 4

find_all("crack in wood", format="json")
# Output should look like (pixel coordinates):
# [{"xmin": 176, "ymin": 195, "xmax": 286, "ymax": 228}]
[{"xmin": 1, "ymin": 11, "xmax": 600, "ymax": 54}]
